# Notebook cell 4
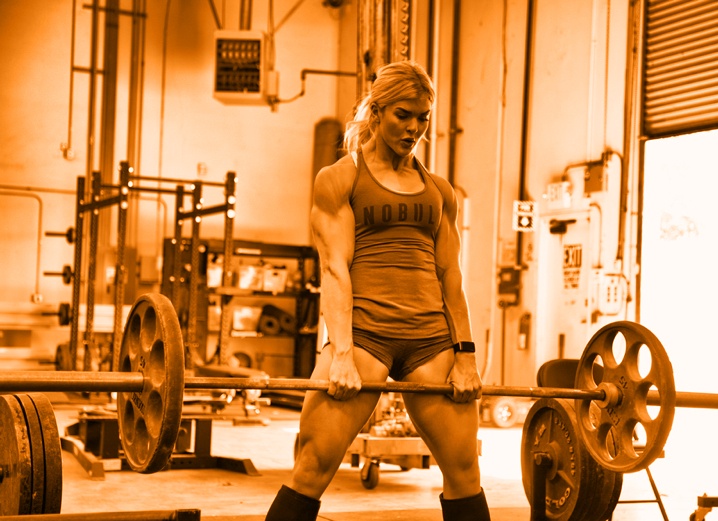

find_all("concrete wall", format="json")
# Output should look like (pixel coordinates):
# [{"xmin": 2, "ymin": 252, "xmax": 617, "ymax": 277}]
[
  {"xmin": 446, "ymin": 0, "xmax": 630, "ymax": 386},
  {"xmin": 0, "ymin": 0, "xmax": 346, "ymax": 307},
  {"xmin": 0, "ymin": 0, "xmax": 635, "ymax": 385}
]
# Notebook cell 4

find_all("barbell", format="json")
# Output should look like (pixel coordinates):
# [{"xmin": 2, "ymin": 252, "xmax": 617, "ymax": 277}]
[{"xmin": 3, "ymin": 292, "xmax": 718, "ymax": 475}]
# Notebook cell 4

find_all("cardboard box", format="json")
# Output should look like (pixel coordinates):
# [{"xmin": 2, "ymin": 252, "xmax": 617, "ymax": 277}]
[
  {"xmin": 263, "ymin": 268, "xmax": 288, "ymax": 294},
  {"xmin": 232, "ymin": 306, "xmax": 263, "ymax": 331},
  {"xmin": 238, "ymin": 265, "xmax": 264, "ymax": 291}
]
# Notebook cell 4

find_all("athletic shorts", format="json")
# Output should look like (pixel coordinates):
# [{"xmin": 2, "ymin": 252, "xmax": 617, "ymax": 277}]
[{"xmin": 351, "ymin": 329, "xmax": 454, "ymax": 381}]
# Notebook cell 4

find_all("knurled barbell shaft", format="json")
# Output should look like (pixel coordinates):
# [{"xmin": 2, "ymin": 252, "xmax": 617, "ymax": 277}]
[
  {"xmin": 185, "ymin": 377, "xmax": 608, "ymax": 400},
  {"xmin": 0, "ymin": 371, "xmax": 604, "ymax": 400},
  {"xmin": 3, "ymin": 371, "xmax": 718, "ymax": 409}
]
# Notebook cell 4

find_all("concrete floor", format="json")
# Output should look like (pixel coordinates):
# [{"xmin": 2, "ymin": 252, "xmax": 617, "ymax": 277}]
[{"xmin": 45, "ymin": 392, "xmax": 718, "ymax": 521}]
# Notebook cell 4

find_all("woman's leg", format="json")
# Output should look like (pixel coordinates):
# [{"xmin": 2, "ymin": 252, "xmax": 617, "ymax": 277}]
[
  {"xmin": 266, "ymin": 346, "xmax": 388, "ymax": 519},
  {"xmin": 401, "ymin": 349, "xmax": 490, "ymax": 519},
  {"xmin": 291, "ymin": 345, "xmax": 389, "ymax": 498}
]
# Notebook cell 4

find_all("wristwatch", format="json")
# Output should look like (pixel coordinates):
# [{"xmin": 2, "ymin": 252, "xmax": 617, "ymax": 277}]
[{"xmin": 453, "ymin": 341, "xmax": 476, "ymax": 353}]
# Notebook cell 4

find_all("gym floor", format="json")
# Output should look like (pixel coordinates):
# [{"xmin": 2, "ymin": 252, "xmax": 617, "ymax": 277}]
[{"xmin": 49, "ymin": 392, "xmax": 718, "ymax": 521}]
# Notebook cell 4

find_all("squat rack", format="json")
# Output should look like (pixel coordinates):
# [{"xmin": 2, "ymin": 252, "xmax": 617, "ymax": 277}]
[
  {"xmin": 165, "ymin": 172, "xmax": 236, "ymax": 369},
  {"xmin": 63, "ymin": 161, "xmax": 237, "ymax": 373}
]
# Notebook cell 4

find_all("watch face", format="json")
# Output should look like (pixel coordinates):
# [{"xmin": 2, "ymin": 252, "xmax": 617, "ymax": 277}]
[{"xmin": 455, "ymin": 341, "xmax": 476, "ymax": 353}]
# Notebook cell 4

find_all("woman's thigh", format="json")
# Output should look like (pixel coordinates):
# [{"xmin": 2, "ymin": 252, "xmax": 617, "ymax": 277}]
[
  {"xmin": 296, "ymin": 345, "xmax": 391, "ymax": 464},
  {"xmin": 400, "ymin": 349, "xmax": 480, "ymax": 473}
]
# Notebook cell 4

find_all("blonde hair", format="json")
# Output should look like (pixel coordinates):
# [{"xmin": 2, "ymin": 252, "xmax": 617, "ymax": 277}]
[{"xmin": 343, "ymin": 60, "xmax": 435, "ymax": 154}]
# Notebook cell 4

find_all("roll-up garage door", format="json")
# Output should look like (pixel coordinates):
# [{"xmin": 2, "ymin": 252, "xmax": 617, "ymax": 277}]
[{"xmin": 643, "ymin": 0, "xmax": 718, "ymax": 138}]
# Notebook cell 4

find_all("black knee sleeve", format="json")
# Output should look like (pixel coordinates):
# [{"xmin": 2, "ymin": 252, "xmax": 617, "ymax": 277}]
[
  {"xmin": 440, "ymin": 489, "xmax": 491, "ymax": 521},
  {"xmin": 265, "ymin": 485, "xmax": 321, "ymax": 521}
]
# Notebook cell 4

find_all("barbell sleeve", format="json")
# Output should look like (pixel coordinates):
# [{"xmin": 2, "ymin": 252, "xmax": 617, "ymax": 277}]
[
  {"xmin": 0, "ymin": 372, "xmax": 145, "ymax": 393},
  {"xmin": 656, "ymin": 390, "xmax": 718, "ymax": 409}
]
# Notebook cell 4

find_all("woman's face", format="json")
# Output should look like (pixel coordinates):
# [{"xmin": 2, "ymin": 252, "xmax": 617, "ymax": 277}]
[{"xmin": 375, "ymin": 95, "xmax": 432, "ymax": 156}]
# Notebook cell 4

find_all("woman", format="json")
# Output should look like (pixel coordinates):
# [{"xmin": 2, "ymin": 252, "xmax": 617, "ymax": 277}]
[{"xmin": 265, "ymin": 60, "xmax": 491, "ymax": 521}]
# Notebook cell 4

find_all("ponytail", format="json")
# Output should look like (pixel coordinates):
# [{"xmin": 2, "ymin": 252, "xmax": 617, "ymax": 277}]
[{"xmin": 343, "ymin": 96, "xmax": 373, "ymax": 154}]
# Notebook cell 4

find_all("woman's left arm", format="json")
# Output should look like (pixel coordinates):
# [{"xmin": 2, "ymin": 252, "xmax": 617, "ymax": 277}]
[{"xmin": 435, "ymin": 181, "xmax": 483, "ymax": 403}]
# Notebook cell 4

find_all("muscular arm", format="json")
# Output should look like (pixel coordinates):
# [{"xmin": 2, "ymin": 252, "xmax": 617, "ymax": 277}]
[
  {"xmin": 435, "ymin": 184, "xmax": 482, "ymax": 402},
  {"xmin": 435, "ymin": 187, "xmax": 472, "ymax": 341},
  {"xmin": 310, "ymin": 160, "xmax": 362, "ymax": 398}
]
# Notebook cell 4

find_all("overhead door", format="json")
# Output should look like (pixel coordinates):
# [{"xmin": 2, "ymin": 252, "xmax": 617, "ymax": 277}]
[{"xmin": 643, "ymin": 0, "xmax": 718, "ymax": 137}]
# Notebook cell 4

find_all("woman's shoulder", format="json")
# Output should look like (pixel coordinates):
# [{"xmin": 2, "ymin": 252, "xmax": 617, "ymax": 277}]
[
  {"xmin": 424, "ymin": 171, "xmax": 456, "ymax": 200},
  {"xmin": 314, "ymin": 154, "xmax": 357, "ymax": 200}
]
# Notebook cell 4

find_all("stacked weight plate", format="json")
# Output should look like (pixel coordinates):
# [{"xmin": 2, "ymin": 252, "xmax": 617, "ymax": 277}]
[
  {"xmin": 0, "ymin": 393, "xmax": 63, "ymax": 515},
  {"xmin": 521, "ymin": 398, "xmax": 623, "ymax": 521}
]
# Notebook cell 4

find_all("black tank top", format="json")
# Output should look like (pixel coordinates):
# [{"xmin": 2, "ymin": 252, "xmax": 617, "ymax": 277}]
[{"xmin": 349, "ymin": 149, "xmax": 453, "ymax": 338}]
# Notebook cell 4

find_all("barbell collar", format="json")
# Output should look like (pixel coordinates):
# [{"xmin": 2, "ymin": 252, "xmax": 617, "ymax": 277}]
[{"xmin": 594, "ymin": 381, "xmax": 622, "ymax": 408}]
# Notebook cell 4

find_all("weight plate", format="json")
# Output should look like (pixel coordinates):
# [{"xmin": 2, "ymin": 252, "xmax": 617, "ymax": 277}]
[
  {"xmin": 575, "ymin": 321, "xmax": 676, "ymax": 473},
  {"xmin": 117, "ymin": 293, "xmax": 185, "ymax": 473},
  {"xmin": 521, "ymin": 398, "xmax": 594, "ymax": 521},
  {"xmin": 567, "ymin": 401, "xmax": 623, "ymax": 521},
  {"xmin": 593, "ymin": 466, "xmax": 623, "ymax": 521},
  {"xmin": 15, "ymin": 395, "xmax": 45, "ymax": 514},
  {"xmin": 575, "ymin": 446, "xmax": 623, "ymax": 521},
  {"xmin": 0, "ymin": 395, "xmax": 34, "ymax": 515},
  {"xmin": 29, "ymin": 393, "xmax": 63, "ymax": 513},
  {"xmin": 57, "ymin": 302, "xmax": 72, "ymax": 327},
  {"xmin": 586, "ymin": 403, "xmax": 623, "ymax": 521},
  {"xmin": 61, "ymin": 265, "xmax": 74, "ymax": 285}
]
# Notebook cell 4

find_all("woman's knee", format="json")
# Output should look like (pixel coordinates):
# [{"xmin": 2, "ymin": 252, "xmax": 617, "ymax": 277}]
[
  {"xmin": 405, "ymin": 405, "xmax": 480, "ymax": 473},
  {"xmin": 448, "ymin": 452, "xmax": 480, "ymax": 477},
  {"xmin": 292, "ymin": 445, "xmax": 342, "ymax": 497},
  {"xmin": 295, "ymin": 433, "xmax": 344, "ymax": 476},
  {"xmin": 440, "ymin": 457, "xmax": 482, "ymax": 497}
]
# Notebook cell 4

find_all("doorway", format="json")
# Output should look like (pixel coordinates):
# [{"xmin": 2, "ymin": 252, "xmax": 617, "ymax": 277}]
[
  {"xmin": 641, "ymin": 129, "xmax": 718, "ymax": 393},
  {"xmin": 639, "ymin": 128, "xmax": 718, "ymax": 509}
]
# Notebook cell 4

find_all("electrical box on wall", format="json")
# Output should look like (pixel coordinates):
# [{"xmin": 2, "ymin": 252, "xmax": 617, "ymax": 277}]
[
  {"xmin": 498, "ymin": 266, "xmax": 522, "ymax": 306},
  {"xmin": 595, "ymin": 271, "xmax": 625, "ymax": 316},
  {"xmin": 584, "ymin": 161, "xmax": 608, "ymax": 194},
  {"xmin": 213, "ymin": 30, "xmax": 268, "ymax": 105}
]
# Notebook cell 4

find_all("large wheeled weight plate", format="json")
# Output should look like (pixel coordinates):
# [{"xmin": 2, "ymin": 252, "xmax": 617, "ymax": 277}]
[
  {"xmin": 0, "ymin": 395, "xmax": 34, "ymax": 515},
  {"xmin": 575, "ymin": 321, "xmax": 676, "ymax": 473},
  {"xmin": 117, "ymin": 293, "xmax": 185, "ymax": 473},
  {"xmin": 522, "ymin": 398, "xmax": 603, "ymax": 521}
]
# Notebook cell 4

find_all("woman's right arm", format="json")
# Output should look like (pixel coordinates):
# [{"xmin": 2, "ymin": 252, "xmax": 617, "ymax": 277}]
[{"xmin": 310, "ymin": 161, "xmax": 361, "ymax": 399}]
